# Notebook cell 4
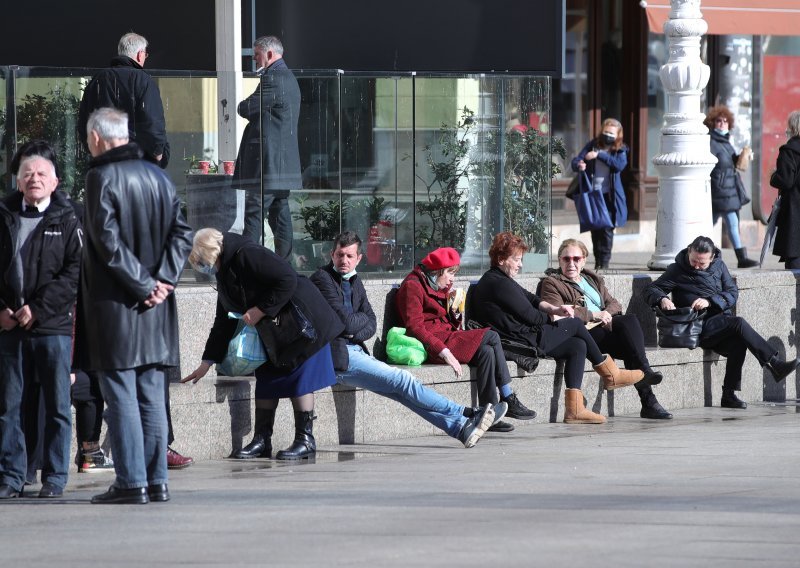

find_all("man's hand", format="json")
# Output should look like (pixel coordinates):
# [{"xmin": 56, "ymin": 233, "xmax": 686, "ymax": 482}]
[
  {"xmin": 14, "ymin": 305, "xmax": 36, "ymax": 330},
  {"xmin": 143, "ymin": 281, "xmax": 175, "ymax": 307},
  {"xmin": 0, "ymin": 308, "xmax": 18, "ymax": 331}
]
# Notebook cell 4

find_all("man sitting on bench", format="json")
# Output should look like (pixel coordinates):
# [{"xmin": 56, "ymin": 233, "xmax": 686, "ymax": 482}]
[{"xmin": 311, "ymin": 231, "xmax": 506, "ymax": 448}]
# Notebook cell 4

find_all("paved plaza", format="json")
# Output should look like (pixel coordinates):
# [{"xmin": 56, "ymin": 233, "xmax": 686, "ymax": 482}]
[{"xmin": 2, "ymin": 404, "xmax": 799, "ymax": 567}]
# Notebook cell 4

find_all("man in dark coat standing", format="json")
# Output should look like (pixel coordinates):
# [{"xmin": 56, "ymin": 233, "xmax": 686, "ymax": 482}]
[
  {"xmin": 78, "ymin": 107, "xmax": 191, "ymax": 505},
  {"xmin": 0, "ymin": 141, "xmax": 82, "ymax": 499},
  {"xmin": 78, "ymin": 32, "xmax": 169, "ymax": 167},
  {"xmin": 234, "ymin": 35, "xmax": 301, "ymax": 259}
]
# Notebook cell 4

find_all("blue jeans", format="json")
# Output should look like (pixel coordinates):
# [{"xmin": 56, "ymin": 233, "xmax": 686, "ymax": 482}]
[
  {"xmin": 98, "ymin": 366, "xmax": 168, "ymax": 489},
  {"xmin": 0, "ymin": 330, "xmax": 71, "ymax": 491},
  {"xmin": 337, "ymin": 345, "xmax": 466, "ymax": 438},
  {"xmin": 713, "ymin": 210, "xmax": 742, "ymax": 249}
]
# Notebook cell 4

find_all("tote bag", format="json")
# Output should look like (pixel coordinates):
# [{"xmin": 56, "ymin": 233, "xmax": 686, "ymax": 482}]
[
  {"xmin": 654, "ymin": 307, "xmax": 705, "ymax": 349},
  {"xmin": 574, "ymin": 171, "xmax": 613, "ymax": 232}
]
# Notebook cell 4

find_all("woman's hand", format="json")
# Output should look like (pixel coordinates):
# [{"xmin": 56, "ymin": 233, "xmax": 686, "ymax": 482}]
[
  {"xmin": 243, "ymin": 306, "xmax": 266, "ymax": 326},
  {"xmin": 660, "ymin": 297, "xmax": 676, "ymax": 311},
  {"xmin": 584, "ymin": 150, "xmax": 599, "ymax": 161},
  {"xmin": 181, "ymin": 361, "xmax": 211, "ymax": 384},
  {"xmin": 439, "ymin": 348, "xmax": 463, "ymax": 378},
  {"xmin": 594, "ymin": 310, "xmax": 613, "ymax": 327},
  {"xmin": 576, "ymin": 160, "xmax": 587, "ymax": 171},
  {"xmin": 691, "ymin": 298, "xmax": 709, "ymax": 311}
]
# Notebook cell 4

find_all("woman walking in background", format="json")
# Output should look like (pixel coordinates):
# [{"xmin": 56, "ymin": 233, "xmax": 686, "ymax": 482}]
[{"xmin": 770, "ymin": 110, "xmax": 800, "ymax": 270}]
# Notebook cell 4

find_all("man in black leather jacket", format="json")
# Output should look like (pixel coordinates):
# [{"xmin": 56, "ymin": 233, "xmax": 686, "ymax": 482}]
[
  {"xmin": 0, "ymin": 141, "xmax": 82, "ymax": 499},
  {"xmin": 78, "ymin": 107, "xmax": 191, "ymax": 505}
]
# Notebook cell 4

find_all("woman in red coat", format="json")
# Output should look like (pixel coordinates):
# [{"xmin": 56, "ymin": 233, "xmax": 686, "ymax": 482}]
[{"xmin": 396, "ymin": 247, "xmax": 533, "ymax": 432}]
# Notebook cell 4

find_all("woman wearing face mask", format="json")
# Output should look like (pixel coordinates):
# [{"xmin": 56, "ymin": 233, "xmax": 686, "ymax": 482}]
[
  {"xmin": 469, "ymin": 233, "xmax": 647, "ymax": 424},
  {"xmin": 396, "ymin": 247, "xmax": 534, "ymax": 432},
  {"xmin": 181, "ymin": 228, "xmax": 344, "ymax": 461},
  {"xmin": 571, "ymin": 118, "xmax": 629, "ymax": 270},
  {"xmin": 769, "ymin": 110, "xmax": 800, "ymax": 269},
  {"xmin": 704, "ymin": 106, "xmax": 758, "ymax": 268}
]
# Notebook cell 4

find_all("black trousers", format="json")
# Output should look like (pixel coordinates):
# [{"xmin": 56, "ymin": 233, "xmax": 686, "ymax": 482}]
[
  {"xmin": 537, "ymin": 318, "xmax": 604, "ymax": 389},
  {"xmin": 71, "ymin": 370, "xmax": 104, "ymax": 445},
  {"xmin": 164, "ymin": 366, "xmax": 180, "ymax": 446},
  {"xmin": 700, "ymin": 316, "xmax": 776, "ymax": 391},
  {"xmin": 469, "ymin": 330, "xmax": 512, "ymax": 406},
  {"xmin": 588, "ymin": 314, "xmax": 651, "ymax": 373},
  {"xmin": 590, "ymin": 227, "xmax": 614, "ymax": 268}
]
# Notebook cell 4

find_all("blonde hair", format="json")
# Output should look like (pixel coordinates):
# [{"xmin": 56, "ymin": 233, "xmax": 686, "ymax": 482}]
[
  {"xmin": 189, "ymin": 228, "xmax": 224, "ymax": 269},
  {"xmin": 557, "ymin": 238, "xmax": 589, "ymax": 259}
]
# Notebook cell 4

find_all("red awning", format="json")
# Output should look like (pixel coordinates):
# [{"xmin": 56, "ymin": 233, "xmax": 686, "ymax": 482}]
[{"xmin": 642, "ymin": 0, "xmax": 800, "ymax": 36}]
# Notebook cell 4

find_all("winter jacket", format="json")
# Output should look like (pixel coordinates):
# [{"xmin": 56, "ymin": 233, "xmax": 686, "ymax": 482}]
[
  {"xmin": 202, "ymin": 233, "xmax": 344, "ymax": 371},
  {"xmin": 571, "ymin": 139, "xmax": 629, "ymax": 227},
  {"xmin": 538, "ymin": 268, "xmax": 622, "ymax": 324},
  {"xmin": 78, "ymin": 56, "xmax": 169, "ymax": 166},
  {"xmin": 641, "ymin": 247, "xmax": 738, "ymax": 340},
  {"xmin": 76, "ymin": 142, "xmax": 192, "ymax": 370},
  {"xmin": 396, "ymin": 266, "xmax": 486, "ymax": 363},
  {"xmin": 469, "ymin": 266, "xmax": 547, "ymax": 352},
  {"xmin": 770, "ymin": 136, "xmax": 800, "ymax": 259},
  {"xmin": 709, "ymin": 129, "xmax": 743, "ymax": 214},
  {"xmin": 310, "ymin": 263, "xmax": 376, "ymax": 372},
  {"xmin": 0, "ymin": 190, "xmax": 82, "ymax": 335},
  {"xmin": 233, "ymin": 58, "xmax": 302, "ymax": 196}
]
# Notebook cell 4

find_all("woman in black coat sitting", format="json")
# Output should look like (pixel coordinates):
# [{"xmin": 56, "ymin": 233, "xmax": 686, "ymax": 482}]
[{"xmin": 182, "ymin": 228, "xmax": 344, "ymax": 460}]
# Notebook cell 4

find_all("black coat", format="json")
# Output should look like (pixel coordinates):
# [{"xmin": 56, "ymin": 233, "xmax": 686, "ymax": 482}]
[
  {"xmin": 78, "ymin": 56, "xmax": 169, "ymax": 166},
  {"xmin": 76, "ymin": 143, "xmax": 192, "ymax": 370},
  {"xmin": 642, "ymin": 247, "xmax": 738, "ymax": 340},
  {"xmin": 770, "ymin": 136, "xmax": 800, "ymax": 258},
  {"xmin": 310, "ymin": 263, "xmax": 377, "ymax": 372},
  {"xmin": 709, "ymin": 129, "xmax": 743, "ymax": 214},
  {"xmin": 0, "ymin": 190, "xmax": 82, "ymax": 335},
  {"xmin": 233, "ymin": 58, "xmax": 302, "ymax": 196},
  {"xmin": 203, "ymin": 233, "xmax": 343, "ymax": 371},
  {"xmin": 469, "ymin": 266, "xmax": 549, "ymax": 351}
]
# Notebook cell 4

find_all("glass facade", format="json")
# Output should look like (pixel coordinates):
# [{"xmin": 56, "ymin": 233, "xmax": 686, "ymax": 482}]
[{"xmin": 1, "ymin": 67, "xmax": 553, "ymax": 279}]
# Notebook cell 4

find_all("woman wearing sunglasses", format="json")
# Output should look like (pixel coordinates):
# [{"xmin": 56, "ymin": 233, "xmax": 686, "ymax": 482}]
[
  {"xmin": 469, "ymin": 233, "xmax": 648, "ymax": 424},
  {"xmin": 538, "ymin": 238, "xmax": 672, "ymax": 420}
]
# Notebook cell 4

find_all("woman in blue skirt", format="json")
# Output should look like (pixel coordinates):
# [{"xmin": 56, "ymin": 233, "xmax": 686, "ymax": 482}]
[{"xmin": 183, "ymin": 228, "xmax": 344, "ymax": 461}]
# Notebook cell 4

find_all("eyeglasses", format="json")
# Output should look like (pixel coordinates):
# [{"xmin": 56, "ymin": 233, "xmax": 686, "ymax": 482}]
[{"xmin": 560, "ymin": 255, "xmax": 584, "ymax": 263}]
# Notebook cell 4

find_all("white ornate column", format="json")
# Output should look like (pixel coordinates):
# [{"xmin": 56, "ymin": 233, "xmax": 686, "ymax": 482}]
[{"xmin": 647, "ymin": 0, "xmax": 716, "ymax": 270}]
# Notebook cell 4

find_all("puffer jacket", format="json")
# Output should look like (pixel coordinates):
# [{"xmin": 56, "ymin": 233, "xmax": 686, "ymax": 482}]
[
  {"xmin": 709, "ymin": 129, "xmax": 742, "ymax": 213},
  {"xmin": 0, "ymin": 190, "xmax": 82, "ymax": 335}
]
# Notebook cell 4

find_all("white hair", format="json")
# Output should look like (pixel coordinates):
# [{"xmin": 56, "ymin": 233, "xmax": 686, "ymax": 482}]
[
  {"xmin": 118, "ymin": 33, "xmax": 148, "ymax": 59},
  {"xmin": 87, "ymin": 107, "xmax": 129, "ymax": 142}
]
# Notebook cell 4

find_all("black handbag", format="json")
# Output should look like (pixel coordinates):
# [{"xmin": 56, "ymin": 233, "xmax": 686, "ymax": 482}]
[
  {"xmin": 255, "ymin": 300, "xmax": 317, "ymax": 369},
  {"xmin": 654, "ymin": 307, "xmax": 705, "ymax": 349}
]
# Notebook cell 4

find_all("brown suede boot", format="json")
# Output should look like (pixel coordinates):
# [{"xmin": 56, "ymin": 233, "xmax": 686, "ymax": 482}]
[
  {"xmin": 563, "ymin": 388, "xmax": 606, "ymax": 424},
  {"xmin": 594, "ymin": 354, "xmax": 644, "ymax": 390}
]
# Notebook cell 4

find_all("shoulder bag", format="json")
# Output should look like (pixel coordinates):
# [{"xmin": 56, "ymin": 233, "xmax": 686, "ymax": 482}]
[
  {"xmin": 654, "ymin": 306, "xmax": 705, "ymax": 349},
  {"xmin": 255, "ymin": 300, "xmax": 317, "ymax": 369},
  {"xmin": 573, "ymin": 171, "xmax": 613, "ymax": 232}
]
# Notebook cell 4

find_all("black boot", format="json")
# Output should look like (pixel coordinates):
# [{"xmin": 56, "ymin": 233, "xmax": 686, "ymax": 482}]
[
  {"xmin": 721, "ymin": 388, "xmax": 747, "ymax": 409},
  {"xmin": 234, "ymin": 408, "xmax": 276, "ymax": 459},
  {"xmin": 735, "ymin": 247, "xmax": 759, "ymax": 268},
  {"xmin": 637, "ymin": 385, "xmax": 672, "ymax": 419},
  {"xmin": 766, "ymin": 354, "xmax": 800, "ymax": 382},
  {"xmin": 276, "ymin": 411, "xmax": 316, "ymax": 461}
]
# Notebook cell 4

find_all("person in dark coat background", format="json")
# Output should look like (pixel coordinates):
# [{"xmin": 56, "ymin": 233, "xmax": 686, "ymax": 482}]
[
  {"xmin": 396, "ymin": 247, "xmax": 535, "ymax": 433},
  {"xmin": 78, "ymin": 108, "xmax": 192, "ymax": 504},
  {"xmin": 78, "ymin": 32, "xmax": 170, "ymax": 167},
  {"xmin": 642, "ymin": 236, "xmax": 799, "ymax": 410},
  {"xmin": 183, "ymin": 229, "xmax": 343, "ymax": 462},
  {"xmin": 233, "ymin": 35, "xmax": 302, "ymax": 259},
  {"xmin": 770, "ymin": 110, "xmax": 800, "ymax": 269},
  {"xmin": 704, "ymin": 105, "xmax": 757, "ymax": 268}
]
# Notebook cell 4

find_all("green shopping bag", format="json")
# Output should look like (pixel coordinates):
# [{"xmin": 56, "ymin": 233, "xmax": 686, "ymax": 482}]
[{"xmin": 385, "ymin": 327, "xmax": 427, "ymax": 366}]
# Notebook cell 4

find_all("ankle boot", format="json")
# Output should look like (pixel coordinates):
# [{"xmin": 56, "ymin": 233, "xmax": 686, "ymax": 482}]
[
  {"xmin": 234, "ymin": 407, "xmax": 276, "ymax": 459},
  {"xmin": 637, "ymin": 386, "xmax": 673, "ymax": 420},
  {"xmin": 563, "ymin": 388, "xmax": 606, "ymax": 424},
  {"xmin": 734, "ymin": 247, "xmax": 759, "ymax": 268},
  {"xmin": 594, "ymin": 354, "xmax": 644, "ymax": 390},
  {"xmin": 276, "ymin": 410, "xmax": 316, "ymax": 460},
  {"xmin": 766, "ymin": 354, "xmax": 800, "ymax": 382}
]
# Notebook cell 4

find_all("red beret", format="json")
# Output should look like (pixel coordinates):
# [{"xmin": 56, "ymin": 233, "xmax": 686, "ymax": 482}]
[{"xmin": 421, "ymin": 247, "xmax": 461, "ymax": 271}]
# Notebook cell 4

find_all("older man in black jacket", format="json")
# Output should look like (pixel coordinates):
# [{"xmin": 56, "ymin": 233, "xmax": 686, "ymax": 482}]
[
  {"xmin": 234, "ymin": 35, "xmax": 301, "ymax": 258},
  {"xmin": 78, "ymin": 107, "xmax": 191, "ymax": 504},
  {"xmin": 0, "ymin": 141, "xmax": 82, "ymax": 499},
  {"xmin": 78, "ymin": 32, "xmax": 169, "ymax": 167}
]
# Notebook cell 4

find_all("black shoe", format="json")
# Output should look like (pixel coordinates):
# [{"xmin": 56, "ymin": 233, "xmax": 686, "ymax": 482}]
[
  {"xmin": 487, "ymin": 420, "xmax": 515, "ymax": 433},
  {"xmin": 642, "ymin": 370, "xmax": 664, "ymax": 386},
  {"xmin": 38, "ymin": 482, "xmax": 63, "ymax": 498},
  {"xmin": 91, "ymin": 485, "xmax": 149, "ymax": 505},
  {"xmin": 640, "ymin": 400, "xmax": 673, "ymax": 419},
  {"xmin": 458, "ymin": 405, "xmax": 495, "ymax": 448},
  {"xmin": 502, "ymin": 393, "xmax": 536, "ymax": 420},
  {"xmin": 721, "ymin": 391, "xmax": 747, "ymax": 409},
  {"xmin": 0, "ymin": 484, "xmax": 21, "ymax": 499},
  {"xmin": 767, "ymin": 355, "xmax": 800, "ymax": 382},
  {"xmin": 147, "ymin": 483, "xmax": 170, "ymax": 502},
  {"xmin": 233, "ymin": 435, "xmax": 272, "ymax": 459}
]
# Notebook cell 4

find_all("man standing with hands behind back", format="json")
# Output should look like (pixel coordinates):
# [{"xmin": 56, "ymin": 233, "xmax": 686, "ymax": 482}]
[
  {"xmin": 233, "ymin": 35, "xmax": 301, "ymax": 259},
  {"xmin": 78, "ymin": 108, "xmax": 192, "ymax": 505}
]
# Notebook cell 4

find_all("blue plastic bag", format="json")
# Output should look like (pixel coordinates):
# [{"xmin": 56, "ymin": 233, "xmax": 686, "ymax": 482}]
[{"xmin": 217, "ymin": 312, "xmax": 268, "ymax": 376}]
